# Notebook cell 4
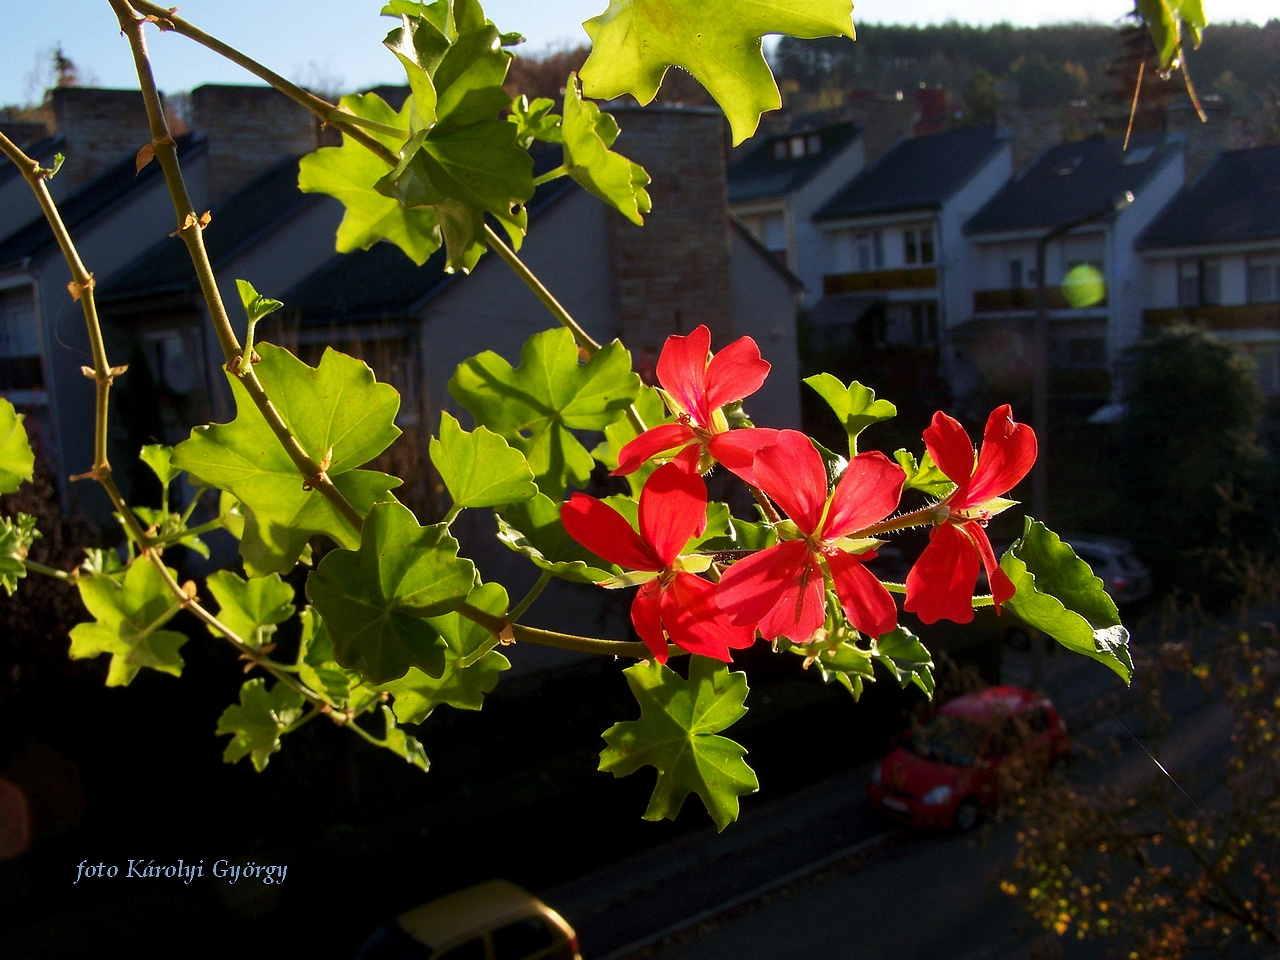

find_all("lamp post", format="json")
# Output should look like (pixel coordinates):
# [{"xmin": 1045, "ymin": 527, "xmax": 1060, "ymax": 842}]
[{"xmin": 1030, "ymin": 190, "xmax": 1133, "ymax": 521}]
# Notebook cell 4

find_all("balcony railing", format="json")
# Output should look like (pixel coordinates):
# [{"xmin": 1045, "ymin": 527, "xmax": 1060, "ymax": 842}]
[
  {"xmin": 1144, "ymin": 303, "xmax": 1280, "ymax": 330},
  {"xmin": 823, "ymin": 267, "xmax": 937, "ymax": 295},
  {"xmin": 973, "ymin": 287, "xmax": 1106, "ymax": 312}
]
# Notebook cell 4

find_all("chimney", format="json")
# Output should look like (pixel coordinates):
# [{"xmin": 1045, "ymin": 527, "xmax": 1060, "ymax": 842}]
[
  {"xmin": 50, "ymin": 87, "xmax": 153, "ymax": 187},
  {"xmin": 915, "ymin": 85, "xmax": 948, "ymax": 136},
  {"xmin": 190, "ymin": 85, "xmax": 319, "ymax": 203},
  {"xmin": 604, "ymin": 106, "xmax": 735, "ymax": 354},
  {"xmin": 1166, "ymin": 95, "xmax": 1239, "ymax": 181},
  {"xmin": 844, "ymin": 91, "xmax": 915, "ymax": 165}
]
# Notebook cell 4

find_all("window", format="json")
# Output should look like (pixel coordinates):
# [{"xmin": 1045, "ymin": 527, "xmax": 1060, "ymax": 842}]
[
  {"xmin": 856, "ymin": 233, "xmax": 872, "ymax": 271},
  {"xmin": 1067, "ymin": 338, "xmax": 1107, "ymax": 366},
  {"xmin": 789, "ymin": 135, "xmax": 805, "ymax": 158},
  {"xmin": 1250, "ymin": 345, "xmax": 1280, "ymax": 397},
  {"xmin": 920, "ymin": 228, "xmax": 935, "ymax": 265},
  {"xmin": 903, "ymin": 227, "xmax": 934, "ymax": 266},
  {"xmin": 1179, "ymin": 259, "xmax": 1223, "ymax": 306},
  {"xmin": 1247, "ymin": 256, "xmax": 1280, "ymax": 304},
  {"xmin": 1203, "ymin": 260, "xmax": 1222, "ymax": 305},
  {"xmin": 904, "ymin": 230, "xmax": 917, "ymax": 265},
  {"xmin": 492, "ymin": 917, "xmax": 556, "ymax": 960},
  {"xmin": 771, "ymin": 139, "xmax": 787, "ymax": 160},
  {"xmin": 761, "ymin": 213, "xmax": 787, "ymax": 258},
  {"xmin": 911, "ymin": 302, "xmax": 938, "ymax": 346},
  {"xmin": 1009, "ymin": 259, "xmax": 1024, "ymax": 290},
  {"xmin": 806, "ymin": 133, "xmax": 822, "ymax": 154}
]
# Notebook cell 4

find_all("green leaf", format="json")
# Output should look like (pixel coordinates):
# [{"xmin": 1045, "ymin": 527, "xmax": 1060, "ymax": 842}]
[
  {"xmin": 0, "ymin": 398, "xmax": 35, "ymax": 494},
  {"xmin": 205, "ymin": 570, "xmax": 296, "ymax": 648},
  {"xmin": 378, "ymin": 705, "xmax": 431, "ymax": 771},
  {"xmin": 781, "ymin": 632, "xmax": 876, "ymax": 700},
  {"xmin": 69, "ymin": 562, "xmax": 187, "ymax": 687},
  {"xmin": 449, "ymin": 327, "xmax": 640, "ymax": 497},
  {"xmin": 591, "ymin": 385, "xmax": 668, "ymax": 497},
  {"xmin": 893, "ymin": 449, "xmax": 955, "ymax": 498},
  {"xmin": 0, "ymin": 513, "xmax": 39, "ymax": 596},
  {"xmin": 600, "ymin": 655, "xmax": 758, "ymax": 831},
  {"xmin": 697, "ymin": 516, "xmax": 778, "ymax": 553},
  {"xmin": 234, "ymin": 279, "xmax": 283, "ymax": 326},
  {"xmin": 430, "ymin": 411, "xmax": 536, "ymax": 509},
  {"xmin": 171, "ymin": 343, "xmax": 402, "ymax": 576},
  {"xmin": 294, "ymin": 606, "xmax": 374, "ymax": 710},
  {"xmin": 495, "ymin": 492, "xmax": 619, "ymax": 583},
  {"xmin": 378, "ymin": 581, "xmax": 510, "ymax": 723},
  {"xmin": 1000, "ymin": 519, "xmax": 1132, "ymax": 684},
  {"xmin": 561, "ymin": 73, "xmax": 651, "ymax": 226},
  {"xmin": 299, "ymin": 92, "xmax": 443, "ymax": 266},
  {"xmin": 80, "ymin": 547, "xmax": 126, "ymax": 580},
  {"xmin": 509, "ymin": 95, "xmax": 562, "ymax": 147},
  {"xmin": 305, "ymin": 501, "xmax": 477, "ymax": 684},
  {"xmin": 804, "ymin": 374, "xmax": 896, "ymax": 456},
  {"xmin": 871, "ymin": 626, "xmax": 935, "ymax": 697},
  {"xmin": 580, "ymin": 0, "xmax": 855, "ymax": 145},
  {"xmin": 596, "ymin": 491, "xmax": 729, "ymax": 554},
  {"xmin": 215, "ymin": 678, "xmax": 306, "ymax": 772},
  {"xmin": 1138, "ymin": 0, "xmax": 1206, "ymax": 74},
  {"xmin": 138, "ymin": 444, "xmax": 179, "ymax": 488}
]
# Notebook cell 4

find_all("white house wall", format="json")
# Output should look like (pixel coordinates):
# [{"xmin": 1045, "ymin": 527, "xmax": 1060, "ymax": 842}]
[
  {"xmin": 791, "ymin": 136, "xmax": 866, "ymax": 307},
  {"xmin": 940, "ymin": 143, "xmax": 1013, "ymax": 332},
  {"xmin": 729, "ymin": 228, "xmax": 802, "ymax": 429}
]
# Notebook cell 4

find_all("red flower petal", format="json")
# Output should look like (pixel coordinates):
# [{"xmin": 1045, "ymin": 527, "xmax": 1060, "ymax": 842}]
[
  {"xmin": 703, "ymin": 336, "xmax": 771, "ymax": 412},
  {"xmin": 821, "ymin": 451, "xmax": 906, "ymax": 540},
  {"xmin": 904, "ymin": 522, "xmax": 981, "ymax": 625},
  {"xmin": 964, "ymin": 405, "xmax": 1037, "ymax": 508},
  {"xmin": 613, "ymin": 423, "xmax": 696, "ymax": 476},
  {"xmin": 638, "ymin": 462, "xmax": 708, "ymax": 567},
  {"xmin": 716, "ymin": 539, "xmax": 811, "ymax": 627},
  {"xmin": 656, "ymin": 325, "xmax": 712, "ymax": 424},
  {"xmin": 631, "ymin": 580, "xmax": 668, "ymax": 662},
  {"xmin": 660, "ymin": 573, "xmax": 756, "ymax": 661},
  {"xmin": 923, "ymin": 411, "xmax": 977, "ymax": 493},
  {"xmin": 706, "ymin": 427, "xmax": 780, "ymax": 487},
  {"xmin": 752, "ymin": 430, "xmax": 828, "ymax": 535},
  {"xmin": 755, "ymin": 554, "xmax": 827, "ymax": 643},
  {"xmin": 826, "ymin": 549, "xmax": 898, "ymax": 638},
  {"xmin": 959, "ymin": 520, "xmax": 1017, "ymax": 610},
  {"xmin": 561, "ymin": 493, "xmax": 661, "ymax": 572}
]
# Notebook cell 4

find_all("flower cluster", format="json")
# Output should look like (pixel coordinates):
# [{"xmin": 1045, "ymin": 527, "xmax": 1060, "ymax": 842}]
[{"xmin": 562, "ymin": 327, "xmax": 1037, "ymax": 661}]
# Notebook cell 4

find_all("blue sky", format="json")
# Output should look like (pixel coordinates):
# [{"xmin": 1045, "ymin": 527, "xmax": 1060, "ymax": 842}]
[{"xmin": 3, "ymin": 0, "xmax": 1275, "ymax": 106}]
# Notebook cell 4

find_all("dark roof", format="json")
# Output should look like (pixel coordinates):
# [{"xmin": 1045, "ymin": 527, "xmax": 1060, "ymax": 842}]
[
  {"xmin": 284, "ymin": 162, "xmax": 575, "ymax": 325},
  {"xmin": 0, "ymin": 134, "xmax": 203, "ymax": 268},
  {"xmin": 1137, "ymin": 144, "xmax": 1280, "ymax": 250},
  {"xmin": 965, "ymin": 132, "xmax": 1179, "ymax": 236},
  {"xmin": 0, "ymin": 134, "xmax": 63, "ymax": 188},
  {"xmin": 814, "ymin": 126, "xmax": 1007, "ymax": 222},
  {"xmin": 727, "ymin": 123, "xmax": 862, "ymax": 204},
  {"xmin": 100, "ymin": 155, "xmax": 317, "ymax": 301}
]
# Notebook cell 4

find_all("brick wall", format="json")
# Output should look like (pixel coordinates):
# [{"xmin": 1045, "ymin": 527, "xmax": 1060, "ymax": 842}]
[
  {"xmin": 605, "ymin": 106, "xmax": 735, "ymax": 356},
  {"xmin": 190, "ymin": 85, "xmax": 319, "ymax": 203},
  {"xmin": 50, "ymin": 87, "xmax": 152, "ymax": 187}
]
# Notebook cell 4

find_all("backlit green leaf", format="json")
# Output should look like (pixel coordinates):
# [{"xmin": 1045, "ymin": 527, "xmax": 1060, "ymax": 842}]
[
  {"xmin": 781, "ymin": 631, "xmax": 876, "ymax": 700},
  {"xmin": 600, "ymin": 655, "xmax": 758, "ymax": 831},
  {"xmin": 1000, "ymin": 519, "xmax": 1132, "ymax": 684},
  {"xmin": 378, "ymin": 705, "xmax": 430, "ymax": 770},
  {"xmin": 215, "ymin": 678, "xmax": 306, "ymax": 772},
  {"xmin": 234, "ymin": 279, "xmax": 283, "ymax": 327},
  {"xmin": 872, "ymin": 626, "xmax": 935, "ymax": 697},
  {"xmin": 138, "ymin": 444, "xmax": 179, "ymax": 488},
  {"xmin": 1138, "ymin": 0, "xmax": 1206, "ymax": 73},
  {"xmin": 495, "ymin": 492, "xmax": 619, "ymax": 583},
  {"xmin": 805, "ymin": 374, "xmax": 896, "ymax": 456},
  {"xmin": 893, "ymin": 449, "xmax": 955, "ymax": 498},
  {"xmin": 305, "ymin": 501, "xmax": 476, "ymax": 684},
  {"xmin": 206, "ymin": 570, "xmax": 296, "ymax": 648},
  {"xmin": 591, "ymin": 385, "xmax": 668, "ymax": 497},
  {"xmin": 295, "ymin": 607, "xmax": 371, "ymax": 709},
  {"xmin": 449, "ymin": 327, "xmax": 640, "ymax": 497},
  {"xmin": 171, "ymin": 343, "xmax": 402, "ymax": 576},
  {"xmin": 0, "ymin": 513, "xmax": 39, "ymax": 596},
  {"xmin": 561, "ymin": 73, "xmax": 651, "ymax": 226},
  {"xmin": 69, "ymin": 561, "xmax": 187, "ymax": 687},
  {"xmin": 378, "ymin": 581, "xmax": 510, "ymax": 723},
  {"xmin": 580, "ymin": 0, "xmax": 856, "ymax": 144},
  {"xmin": 0, "ymin": 398, "xmax": 35, "ymax": 494},
  {"xmin": 509, "ymin": 95, "xmax": 562, "ymax": 147},
  {"xmin": 430, "ymin": 411, "xmax": 536, "ymax": 509}
]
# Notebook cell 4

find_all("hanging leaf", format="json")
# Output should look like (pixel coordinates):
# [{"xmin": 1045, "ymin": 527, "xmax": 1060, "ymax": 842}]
[
  {"xmin": 0, "ymin": 513, "xmax": 39, "ymax": 596},
  {"xmin": 495, "ymin": 493, "xmax": 619, "ymax": 584},
  {"xmin": 871, "ymin": 626, "xmax": 935, "ymax": 697},
  {"xmin": 215, "ymin": 678, "xmax": 306, "ymax": 772},
  {"xmin": 561, "ymin": 73, "xmax": 651, "ymax": 226},
  {"xmin": 1138, "ymin": 0, "xmax": 1206, "ymax": 74},
  {"xmin": 69, "ymin": 562, "xmax": 188, "ymax": 687},
  {"xmin": 295, "ymin": 607, "xmax": 366, "ymax": 708},
  {"xmin": 0, "ymin": 398, "xmax": 35, "ymax": 494},
  {"xmin": 600, "ymin": 655, "xmax": 758, "ymax": 831},
  {"xmin": 430, "ymin": 411, "xmax": 536, "ymax": 509},
  {"xmin": 305, "ymin": 501, "xmax": 478, "ymax": 684},
  {"xmin": 378, "ymin": 705, "xmax": 430, "ymax": 770},
  {"xmin": 580, "ymin": 0, "xmax": 856, "ymax": 144},
  {"xmin": 171, "ymin": 343, "xmax": 402, "ymax": 576}
]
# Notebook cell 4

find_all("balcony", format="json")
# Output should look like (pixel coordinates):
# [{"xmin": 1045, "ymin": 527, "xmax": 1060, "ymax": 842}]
[
  {"xmin": 823, "ymin": 267, "xmax": 937, "ymax": 295},
  {"xmin": 972, "ymin": 287, "xmax": 1106, "ymax": 312},
  {"xmin": 1144, "ymin": 303, "xmax": 1280, "ymax": 331}
]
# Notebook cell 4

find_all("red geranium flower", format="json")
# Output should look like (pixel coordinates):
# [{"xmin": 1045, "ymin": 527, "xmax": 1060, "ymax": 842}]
[
  {"xmin": 716, "ymin": 431, "xmax": 905, "ymax": 643},
  {"xmin": 614, "ymin": 325, "xmax": 779, "ymax": 485},
  {"xmin": 904, "ymin": 405, "xmax": 1037, "ymax": 625},
  {"xmin": 561, "ymin": 462, "xmax": 754, "ymax": 663}
]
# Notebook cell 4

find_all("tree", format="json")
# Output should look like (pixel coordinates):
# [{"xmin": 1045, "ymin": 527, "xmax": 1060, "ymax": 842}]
[{"xmin": 962, "ymin": 67, "xmax": 999, "ymax": 125}]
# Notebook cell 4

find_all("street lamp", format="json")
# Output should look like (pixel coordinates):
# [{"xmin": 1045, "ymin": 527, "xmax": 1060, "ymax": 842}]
[{"xmin": 1030, "ymin": 190, "xmax": 1133, "ymax": 521}]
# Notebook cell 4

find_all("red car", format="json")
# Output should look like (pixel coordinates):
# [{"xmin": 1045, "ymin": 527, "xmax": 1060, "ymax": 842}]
[{"xmin": 868, "ymin": 686, "xmax": 1070, "ymax": 830}]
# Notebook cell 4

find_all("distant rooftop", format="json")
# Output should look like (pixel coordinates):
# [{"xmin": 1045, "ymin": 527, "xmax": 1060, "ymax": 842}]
[
  {"xmin": 727, "ymin": 122, "xmax": 862, "ymax": 204},
  {"xmin": 965, "ymin": 132, "xmax": 1179, "ymax": 236},
  {"xmin": 1137, "ymin": 144, "xmax": 1280, "ymax": 250},
  {"xmin": 0, "ymin": 134, "xmax": 202, "ymax": 268},
  {"xmin": 814, "ymin": 126, "xmax": 1007, "ymax": 222}
]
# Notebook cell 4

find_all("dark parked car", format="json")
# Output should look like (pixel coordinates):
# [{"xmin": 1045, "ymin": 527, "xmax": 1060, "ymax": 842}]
[
  {"xmin": 868, "ymin": 686, "xmax": 1070, "ymax": 830},
  {"xmin": 1064, "ymin": 535, "xmax": 1152, "ymax": 605}
]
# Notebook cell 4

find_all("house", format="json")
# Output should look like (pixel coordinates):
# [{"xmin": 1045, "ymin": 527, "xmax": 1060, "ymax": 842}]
[
  {"xmin": 960, "ymin": 132, "xmax": 1185, "ymax": 400},
  {"xmin": 727, "ymin": 121, "xmax": 866, "ymax": 306},
  {"xmin": 1137, "ymin": 143, "xmax": 1280, "ymax": 397},
  {"xmin": 808, "ymin": 126, "xmax": 1012, "ymax": 374}
]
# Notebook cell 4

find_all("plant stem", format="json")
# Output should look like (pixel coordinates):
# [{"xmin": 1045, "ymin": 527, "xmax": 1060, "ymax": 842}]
[
  {"xmin": 509, "ymin": 570, "xmax": 551, "ymax": 621},
  {"xmin": 880, "ymin": 581, "xmax": 995, "ymax": 608},
  {"xmin": 343, "ymin": 716, "xmax": 386, "ymax": 747},
  {"xmin": 22, "ymin": 560, "xmax": 71, "ymax": 580},
  {"xmin": 457, "ymin": 601, "xmax": 676, "ymax": 659},
  {"xmin": 108, "ymin": 0, "xmax": 364, "ymax": 537},
  {"xmin": 441, "ymin": 503, "xmax": 463, "ymax": 530},
  {"xmin": 281, "ymin": 708, "xmax": 323, "ymax": 735},
  {"xmin": 849, "ymin": 504, "xmax": 945, "ymax": 540},
  {"xmin": 149, "ymin": 516, "xmax": 226, "ymax": 549},
  {"xmin": 532, "ymin": 165, "xmax": 568, "ymax": 186},
  {"xmin": 749, "ymin": 485, "xmax": 782, "ymax": 525}
]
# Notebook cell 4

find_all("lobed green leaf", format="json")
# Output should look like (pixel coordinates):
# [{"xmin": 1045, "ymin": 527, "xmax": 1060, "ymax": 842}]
[
  {"xmin": 805, "ymin": 374, "xmax": 896, "ymax": 457},
  {"xmin": 430, "ymin": 411, "xmax": 536, "ymax": 509},
  {"xmin": 216, "ymin": 678, "xmax": 306, "ymax": 772},
  {"xmin": 0, "ymin": 513, "xmax": 39, "ymax": 596},
  {"xmin": 561, "ymin": 73, "xmax": 651, "ymax": 226},
  {"xmin": 206, "ymin": 570, "xmax": 296, "ymax": 648},
  {"xmin": 69, "ymin": 561, "xmax": 188, "ymax": 687},
  {"xmin": 0, "ymin": 398, "xmax": 35, "ymax": 494}
]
